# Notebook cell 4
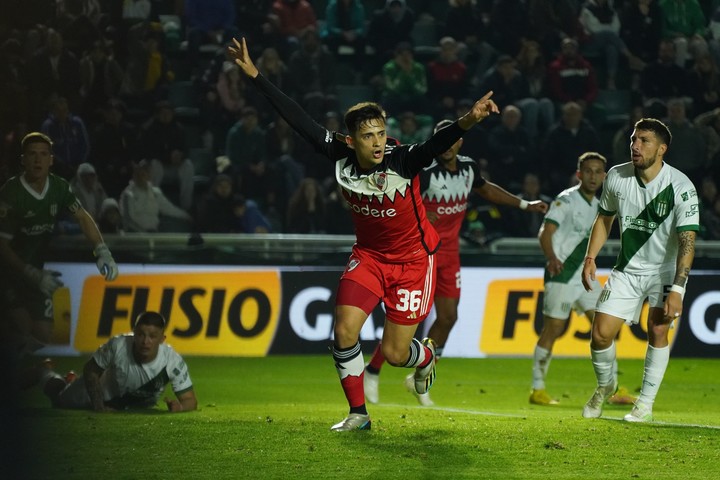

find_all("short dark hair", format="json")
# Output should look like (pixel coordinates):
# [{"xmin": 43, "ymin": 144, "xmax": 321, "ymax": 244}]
[
  {"xmin": 133, "ymin": 311, "xmax": 167, "ymax": 330},
  {"xmin": 21, "ymin": 132, "xmax": 53, "ymax": 153},
  {"xmin": 634, "ymin": 117, "xmax": 672, "ymax": 147},
  {"xmin": 577, "ymin": 151, "xmax": 607, "ymax": 171},
  {"xmin": 344, "ymin": 102, "xmax": 386, "ymax": 135}
]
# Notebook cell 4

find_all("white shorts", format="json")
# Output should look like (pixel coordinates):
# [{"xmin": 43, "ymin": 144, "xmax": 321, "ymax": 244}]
[
  {"xmin": 595, "ymin": 269, "xmax": 673, "ymax": 324},
  {"xmin": 543, "ymin": 279, "xmax": 601, "ymax": 319}
]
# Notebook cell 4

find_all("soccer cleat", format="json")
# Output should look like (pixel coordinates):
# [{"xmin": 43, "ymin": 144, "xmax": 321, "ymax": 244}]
[
  {"xmin": 330, "ymin": 413, "xmax": 371, "ymax": 432},
  {"xmin": 607, "ymin": 385, "xmax": 637, "ymax": 405},
  {"xmin": 404, "ymin": 373, "xmax": 435, "ymax": 406},
  {"xmin": 414, "ymin": 338, "xmax": 436, "ymax": 395},
  {"xmin": 363, "ymin": 370, "xmax": 380, "ymax": 404},
  {"xmin": 582, "ymin": 381, "xmax": 618, "ymax": 418},
  {"xmin": 623, "ymin": 402, "xmax": 653, "ymax": 423},
  {"xmin": 529, "ymin": 388, "xmax": 559, "ymax": 406}
]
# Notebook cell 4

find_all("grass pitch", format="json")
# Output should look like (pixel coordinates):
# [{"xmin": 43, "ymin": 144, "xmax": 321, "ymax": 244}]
[{"xmin": 14, "ymin": 355, "xmax": 720, "ymax": 479}]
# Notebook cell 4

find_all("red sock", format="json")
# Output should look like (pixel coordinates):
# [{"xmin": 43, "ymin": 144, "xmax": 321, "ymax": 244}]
[
  {"xmin": 340, "ymin": 373, "xmax": 366, "ymax": 408},
  {"xmin": 367, "ymin": 343, "xmax": 385, "ymax": 372},
  {"xmin": 418, "ymin": 345, "xmax": 434, "ymax": 368}
]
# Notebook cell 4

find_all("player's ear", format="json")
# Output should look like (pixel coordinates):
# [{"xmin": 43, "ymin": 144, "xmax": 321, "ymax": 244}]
[
  {"xmin": 345, "ymin": 135, "xmax": 355, "ymax": 150},
  {"xmin": 659, "ymin": 143, "xmax": 668, "ymax": 156}
]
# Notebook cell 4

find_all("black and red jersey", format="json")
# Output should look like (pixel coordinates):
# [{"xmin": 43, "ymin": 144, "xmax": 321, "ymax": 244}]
[
  {"xmin": 252, "ymin": 74, "xmax": 470, "ymax": 263},
  {"xmin": 420, "ymin": 155, "xmax": 486, "ymax": 253}
]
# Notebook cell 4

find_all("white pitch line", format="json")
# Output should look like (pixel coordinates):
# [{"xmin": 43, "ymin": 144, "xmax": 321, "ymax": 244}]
[{"xmin": 381, "ymin": 403, "xmax": 720, "ymax": 430}]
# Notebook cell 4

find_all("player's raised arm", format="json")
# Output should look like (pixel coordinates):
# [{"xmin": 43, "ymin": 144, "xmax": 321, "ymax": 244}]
[
  {"xmin": 457, "ymin": 91, "xmax": 500, "ymax": 130},
  {"xmin": 229, "ymin": 37, "xmax": 258, "ymax": 78},
  {"xmin": 228, "ymin": 37, "xmax": 333, "ymax": 155}
]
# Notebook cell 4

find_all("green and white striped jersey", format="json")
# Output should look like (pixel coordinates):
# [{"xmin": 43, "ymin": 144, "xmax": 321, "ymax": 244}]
[
  {"xmin": 0, "ymin": 173, "xmax": 80, "ymax": 268},
  {"xmin": 543, "ymin": 184, "xmax": 599, "ymax": 284},
  {"xmin": 599, "ymin": 162, "xmax": 699, "ymax": 276}
]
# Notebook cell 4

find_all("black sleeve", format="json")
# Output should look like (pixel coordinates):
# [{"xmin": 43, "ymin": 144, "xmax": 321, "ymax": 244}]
[
  {"xmin": 396, "ymin": 121, "xmax": 466, "ymax": 176},
  {"xmin": 251, "ymin": 74, "xmax": 350, "ymax": 160}
]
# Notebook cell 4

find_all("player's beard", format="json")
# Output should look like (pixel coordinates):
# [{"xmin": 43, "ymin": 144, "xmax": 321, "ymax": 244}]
[{"xmin": 632, "ymin": 152, "xmax": 658, "ymax": 171}]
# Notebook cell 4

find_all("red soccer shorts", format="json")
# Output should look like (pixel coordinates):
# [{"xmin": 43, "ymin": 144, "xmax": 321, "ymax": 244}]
[
  {"xmin": 337, "ymin": 246, "xmax": 436, "ymax": 326},
  {"xmin": 434, "ymin": 249, "xmax": 461, "ymax": 299}
]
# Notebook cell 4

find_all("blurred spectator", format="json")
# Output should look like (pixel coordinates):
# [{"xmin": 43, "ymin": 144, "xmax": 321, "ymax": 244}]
[
  {"xmin": 265, "ymin": 114, "xmax": 305, "ymax": 206},
  {"xmin": 381, "ymin": 42, "xmax": 429, "ymax": 116},
  {"xmin": 0, "ymin": 38, "xmax": 29, "ymax": 131},
  {"xmin": 443, "ymin": 0, "xmax": 497, "ymax": 78},
  {"xmin": 366, "ymin": 0, "xmax": 416, "ymax": 70},
  {"xmin": 70, "ymin": 162, "xmax": 107, "ymax": 220},
  {"xmin": 270, "ymin": 0, "xmax": 318, "ymax": 55},
  {"xmin": 119, "ymin": 160, "xmax": 192, "ymax": 233},
  {"xmin": 236, "ymin": 0, "xmax": 275, "ymax": 48},
  {"xmin": 225, "ymin": 106, "xmax": 279, "ymax": 210},
  {"xmin": 28, "ymin": 29, "xmax": 81, "ymax": 125},
  {"xmin": 232, "ymin": 195, "xmax": 272, "ymax": 233},
  {"xmin": 321, "ymin": 0, "xmax": 367, "ymax": 63},
  {"xmin": 185, "ymin": 0, "xmax": 238, "ymax": 65},
  {"xmin": 579, "ymin": 0, "xmax": 643, "ymax": 90},
  {"xmin": 196, "ymin": 173, "xmax": 273, "ymax": 233},
  {"xmin": 90, "ymin": 99, "xmax": 137, "ymax": 198},
  {"xmin": 663, "ymin": 98, "xmax": 707, "ymax": 185},
  {"xmin": 285, "ymin": 178, "xmax": 327, "ymax": 233},
  {"xmin": 515, "ymin": 39, "xmax": 556, "ymax": 140},
  {"xmin": 148, "ymin": 149, "xmax": 195, "ymax": 212},
  {"xmin": 56, "ymin": 0, "xmax": 102, "ymax": 57},
  {"xmin": 488, "ymin": 0, "xmax": 529, "ymax": 58},
  {"xmin": 687, "ymin": 53, "xmax": 720, "ymax": 116},
  {"xmin": 487, "ymin": 105, "xmax": 534, "ymax": 189},
  {"xmin": 138, "ymin": 101, "xmax": 187, "ymax": 170},
  {"xmin": 504, "ymin": 172, "xmax": 553, "ymax": 238},
  {"xmin": 699, "ymin": 177, "xmax": 720, "ymax": 239},
  {"xmin": 79, "ymin": 40, "xmax": 124, "ymax": 122},
  {"xmin": 211, "ymin": 60, "xmax": 248, "ymax": 141},
  {"xmin": 386, "ymin": 111, "xmax": 434, "ymax": 144},
  {"xmin": 710, "ymin": 5, "xmax": 720, "ymax": 65},
  {"xmin": 427, "ymin": 36, "xmax": 469, "ymax": 118},
  {"xmin": 479, "ymin": 54, "xmax": 552, "ymax": 140},
  {"xmin": 620, "ymin": 0, "xmax": 663, "ymax": 88},
  {"xmin": 286, "ymin": 27, "xmax": 337, "ymax": 119},
  {"xmin": 97, "ymin": 197, "xmax": 124, "ymax": 234},
  {"xmin": 693, "ymin": 107, "xmax": 720, "ymax": 164},
  {"xmin": 639, "ymin": 39, "xmax": 690, "ymax": 117},
  {"xmin": 658, "ymin": 0, "xmax": 708, "ymax": 67},
  {"xmin": 41, "ymin": 96, "xmax": 90, "ymax": 180},
  {"xmin": 324, "ymin": 182, "xmax": 354, "ymax": 234},
  {"xmin": 119, "ymin": 23, "xmax": 174, "ymax": 107},
  {"xmin": 527, "ymin": 0, "xmax": 581, "ymax": 58},
  {"xmin": 547, "ymin": 38, "xmax": 599, "ymax": 110},
  {"xmin": 541, "ymin": 101, "xmax": 600, "ymax": 193},
  {"xmin": 611, "ymin": 104, "xmax": 645, "ymax": 166}
]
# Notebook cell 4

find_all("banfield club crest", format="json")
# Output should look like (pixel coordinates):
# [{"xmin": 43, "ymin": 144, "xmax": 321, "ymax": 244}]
[
  {"xmin": 375, "ymin": 172, "xmax": 387, "ymax": 192},
  {"xmin": 655, "ymin": 201, "xmax": 668, "ymax": 217}
]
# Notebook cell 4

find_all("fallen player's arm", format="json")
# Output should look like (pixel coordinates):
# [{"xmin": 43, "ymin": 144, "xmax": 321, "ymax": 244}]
[
  {"xmin": 83, "ymin": 358, "xmax": 108, "ymax": 412},
  {"xmin": 165, "ymin": 389, "xmax": 198, "ymax": 412}
]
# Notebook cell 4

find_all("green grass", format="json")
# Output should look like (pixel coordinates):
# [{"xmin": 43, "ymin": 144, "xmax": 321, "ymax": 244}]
[{"xmin": 15, "ymin": 356, "xmax": 720, "ymax": 479}]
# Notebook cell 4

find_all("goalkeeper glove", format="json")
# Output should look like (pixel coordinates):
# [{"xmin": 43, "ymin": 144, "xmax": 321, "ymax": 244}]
[
  {"xmin": 94, "ymin": 243, "xmax": 118, "ymax": 281},
  {"xmin": 23, "ymin": 265, "xmax": 64, "ymax": 297}
]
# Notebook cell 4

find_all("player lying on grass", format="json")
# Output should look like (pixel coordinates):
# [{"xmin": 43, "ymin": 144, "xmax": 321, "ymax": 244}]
[{"xmin": 35, "ymin": 311, "xmax": 197, "ymax": 412}]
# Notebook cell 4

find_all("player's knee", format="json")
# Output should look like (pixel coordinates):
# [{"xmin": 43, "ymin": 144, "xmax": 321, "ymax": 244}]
[
  {"xmin": 381, "ymin": 345, "xmax": 406, "ymax": 366},
  {"xmin": 590, "ymin": 329, "xmax": 613, "ymax": 349},
  {"xmin": 332, "ymin": 321, "xmax": 359, "ymax": 347}
]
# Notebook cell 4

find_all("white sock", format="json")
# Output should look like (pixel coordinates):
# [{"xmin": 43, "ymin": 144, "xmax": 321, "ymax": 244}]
[
  {"xmin": 591, "ymin": 342, "xmax": 616, "ymax": 388},
  {"xmin": 532, "ymin": 345, "xmax": 551, "ymax": 390},
  {"xmin": 638, "ymin": 345, "xmax": 669, "ymax": 407},
  {"xmin": 612, "ymin": 359, "xmax": 619, "ymax": 386}
]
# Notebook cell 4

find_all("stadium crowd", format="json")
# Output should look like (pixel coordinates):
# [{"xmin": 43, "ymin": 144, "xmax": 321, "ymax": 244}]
[{"xmin": 1, "ymin": 0, "xmax": 720, "ymax": 240}]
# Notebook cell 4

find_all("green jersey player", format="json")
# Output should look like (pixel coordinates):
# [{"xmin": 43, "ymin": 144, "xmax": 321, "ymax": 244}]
[
  {"xmin": 581, "ymin": 118, "xmax": 699, "ymax": 422},
  {"xmin": 0, "ymin": 132, "xmax": 118, "ymax": 352}
]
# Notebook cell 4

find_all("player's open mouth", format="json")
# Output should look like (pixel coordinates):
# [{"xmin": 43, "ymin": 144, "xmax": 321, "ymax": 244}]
[{"xmin": 373, "ymin": 150, "xmax": 382, "ymax": 159}]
